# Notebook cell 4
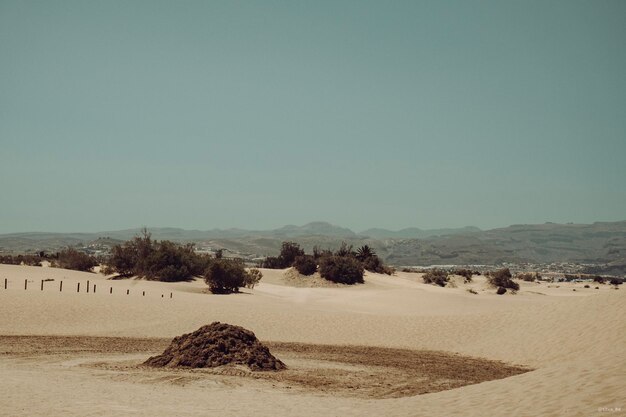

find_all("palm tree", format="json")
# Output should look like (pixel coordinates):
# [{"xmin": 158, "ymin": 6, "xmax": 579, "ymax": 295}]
[{"xmin": 356, "ymin": 245, "xmax": 375, "ymax": 261}]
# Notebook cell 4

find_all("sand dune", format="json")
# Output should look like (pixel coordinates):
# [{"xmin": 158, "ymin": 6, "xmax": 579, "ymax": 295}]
[{"xmin": 0, "ymin": 264, "xmax": 624, "ymax": 416}]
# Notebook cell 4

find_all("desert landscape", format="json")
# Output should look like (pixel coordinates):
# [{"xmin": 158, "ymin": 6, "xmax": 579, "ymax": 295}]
[
  {"xmin": 2, "ymin": 1, "xmax": 625, "ymax": 416},
  {"xmin": 0, "ymin": 262, "xmax": 623, "ymax": 417}
]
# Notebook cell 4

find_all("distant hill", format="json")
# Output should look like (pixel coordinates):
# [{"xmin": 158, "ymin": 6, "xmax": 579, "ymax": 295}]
[
  {"xmin": 1, "ymin": 221, "xmax": 624, "ymax": 274},
  {"xmin": 359, "ymin": 226, "xmax": 481, "ymax": 239}
]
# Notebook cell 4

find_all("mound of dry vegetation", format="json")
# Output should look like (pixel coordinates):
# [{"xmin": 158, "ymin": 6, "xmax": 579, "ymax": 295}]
[{"xmin": 144, "ymin": 322, "xmax": 286, "ymax": 371}]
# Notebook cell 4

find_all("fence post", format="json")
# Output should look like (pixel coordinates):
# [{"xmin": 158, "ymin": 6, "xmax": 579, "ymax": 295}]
[
  {"xmin": 77, "ymin": 282, "xmax": 80, "ymax": 292},
  {"xmin": 170, "ymin": 292, "xmax": 172, "ymax": 299},
  {"xmin": 93, "ymin": 284, "xmax": 96, "ymax": 293},
  {"xmin": 4, "ymin": 278, "xmax": 7, "ymax": 289},
  {"xmin": 126, "ymin": 289, "xmax": 129, "ymax": 295},
  {"xmin": 110, "ymin": 287, "xmax": 112, "ymax": 294},
  {"xmin": 142, "ymin": 291, "xmax": 145, "ymax": 296},
  {"xmin": 41, "ymin": 280, "xmax": 44, "ymax": 291},
  {"xmin": 24, "ymin": 279, "xmax": 27, "ymax": 290},
  {"xmin": 86, "ymin": 280, "xmax": 89, "ymax": 293},
  {"xmin": 60, "ymin": 281, "xmax": 63, "ymax": 292}
]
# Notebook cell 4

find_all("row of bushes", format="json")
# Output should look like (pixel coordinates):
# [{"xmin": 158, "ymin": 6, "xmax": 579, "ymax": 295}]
[
  {"xmin": 0, "ymin": 254, "xmax": 42, "ymax": 266},
  {"xmin": 262, "ymin": 242, "xmax": 392, "ymax": 284},
  {"xmin": 420, "ymin": 267, "xmax": 519, "ymax": 293},
  {"xmin": 0, "ymin": 250, "xmax": 99, "ymax": 272},
  {"xmin": 103, "ymin": 230, "xmax": 261, "ymax": 293},
  {"xmin": 102, "ymin": 231, "xmax": 207, "ymax": 281}
]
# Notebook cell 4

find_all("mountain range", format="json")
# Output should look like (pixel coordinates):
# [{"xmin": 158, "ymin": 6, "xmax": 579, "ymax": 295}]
[{"xmin": 1, "ymin": 221, "xmax": 625, "ymax": 274}]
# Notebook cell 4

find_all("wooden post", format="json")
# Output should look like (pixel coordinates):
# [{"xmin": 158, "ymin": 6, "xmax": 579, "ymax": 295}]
[
  {"xmin": 77, "ymin": 282, "xmax": 80, "ymax": 292},
  {"xmin": 170, "ymin": 292, "xmax": 172, "ymax": 299},
  {"xmin": 86, "ymin": 280, "xmax": 89, "ymax": 293},
  {"xmin": 4, "ymin": 278, "xmax": 7, "ymax": 289},
  {"xmin": 110, "ymin": 287, "xmax": 112, "ymax": 294},
  {"xmin": 142, "ymin": 291, "xmax": 145, "ymax": 296},
  {"xmin": 24, "ymin": 279, "xmax": 27, "ymax": 290},
  {"xmin": 60, "ymin": 281, "xmax": 63, "ymax": 292},
  {"xmin": 93, "ymin": 284, "xmax": 96, "ymax": 293},
  {"xmin": 126, "ymin": 289, "xmax": 129, "ymax": 295}
]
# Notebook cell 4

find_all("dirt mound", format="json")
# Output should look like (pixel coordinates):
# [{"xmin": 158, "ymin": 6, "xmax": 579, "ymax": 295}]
[{"xmin": 144, "ymin": 322, "xmax": 286, "ymax": 371}]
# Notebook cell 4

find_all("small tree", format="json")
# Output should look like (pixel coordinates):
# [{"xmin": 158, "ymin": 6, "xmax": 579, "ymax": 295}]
[
  {"xmin": 204, "ymin": 258, "xmax": 250, "ymax": 294},
  {"xmin": 56, "ymin": 248, "xmax": 97, "ymax": 272},
  {"xmin": 261, "ymin": 241, "xmax": 305, "ymax": 269},
  {"xmin": 355, "ymin": 245, "xmax": 375, "ymax": 262},
  {"xmin": 293, "ymin": 255, "xmax": 317, "ymax": 276},
  {"xmin": 279, "ymin": 241, "xmax": 304, "ymax": 266}
]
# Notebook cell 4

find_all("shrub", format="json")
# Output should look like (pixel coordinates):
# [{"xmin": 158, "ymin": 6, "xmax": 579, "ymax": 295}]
[
  {"xmin": 55, "ymin": 248, "xmax": 97, "ymax": 272},
  {"xmin": 517, "ymin": 272, "xmax": 539, "ymax": 282},
  {"xmin": 467, "ymin": 288, "xmax": 478, "ymax": 294},
  {"xmin": 244, "ymin": 268, "xmax": 263, "ymax": 289},
  {"xmin": 204, "ymin": 258, "xmax": 259, "ymax": 293},
  {"xmin": 261, "ymin": 241, "xmax": 304, "ymax": 269},
  {"xmin": 593, "ymin": 276, "xmax": 605, "ymax": 284},
  {"xmin": 319, "ymin": 255, "xmax": 364, "ymax": 284},
  {"xmin": 609, "ymin": 278, "xmax": 622, "ymax": 286},
  {"xmin": 104, "ymin": 229, "xmax": 208, "ymax": 282},
  {"xmin": 279, "ymin": 241, "xmax": 305, "ymax": 266},
  {"xmin": 584, "ymin": 284, "xmax": 590, "ymax": 288},
  {"xmin": 454, "ymin": 268, "xmax": 474, "ymax": 283},
  {"xmin": 496, "ymin": 286, "xmax": 507, "ymax": 295},
  {"xmin": 486, "ymin": 268, "xmax": 519, "ymax": 291},
  {"xmin": 355, "ymin": 245, "xmax": 391, "ymax": 275},
  {"xmin": 334, "ymin": 242, "xmax": 355, "ymax": 258},
  {"xmin": 0, "ymin": 254, "xmax": 42, "ymax": 266},
  {"xmin": 261, "ymin": 256, "xmax": 283, "ymax": 269},
  {"xmin": 144, "ymin": 241, "xmax": 200, "ymax": 282},
  {"xmin": 422, "ymin": 269, "xmax": 449, "ymax": 287},
  {"xmin": 293, "ymin": 255, "xmax": 317, "ymax": 276}
]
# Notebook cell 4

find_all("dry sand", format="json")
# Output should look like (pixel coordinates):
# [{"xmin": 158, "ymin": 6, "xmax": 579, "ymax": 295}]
[{"xmin": 0, "ymin": 264, "xmax": 624, "ymax": 417}]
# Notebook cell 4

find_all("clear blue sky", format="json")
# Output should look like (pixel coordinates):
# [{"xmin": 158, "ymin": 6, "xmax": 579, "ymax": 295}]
[{"xmin": 1, "ymin": 0, "xmax": 625, "ymax": 233}]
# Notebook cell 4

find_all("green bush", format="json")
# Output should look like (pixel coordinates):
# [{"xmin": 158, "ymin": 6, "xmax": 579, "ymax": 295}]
[
  {"xmin": 261, "ymin": 256, "xmax": 283, "ymax": 269},
  {"xmin": 55, "ymin": 248, "xmax": 97, "ymax": 272},
  {"xmin": 422, "ymin": 269, "xmax": 449, "ymax": 287},
  {"xmin": 0, "ymin": 254, "xmax": 42, "ymax": 266},
  {"xmin": 487, "ymin": 268, "xmax": 519, "ymax": 291},
  {"xmin": 204, "ymin": 258, "xmax": 262, "ymax": 293},
  {"xmin": 293, "ymin": 255, "xmax": 317, "ymax": 276},
  {"xmin": 261, "ymin": 241, "xmax": 304, "ymax": 269},
  {"xmin": 319, "ymin": 255, "xmax": 364, "ymax": 284},
  {"xmin": 104, "ymin": 230, "xmax": 209, "ymax": 282}
]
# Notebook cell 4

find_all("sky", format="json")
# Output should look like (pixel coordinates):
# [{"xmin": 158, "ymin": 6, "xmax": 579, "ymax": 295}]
[{"xmin": 1, "ymin": 0, "xmax": 625, "ymax": 233}]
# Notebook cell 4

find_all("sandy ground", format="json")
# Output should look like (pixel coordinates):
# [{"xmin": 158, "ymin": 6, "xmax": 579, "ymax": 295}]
[{"xmin": 0, "ymin": 264, "xmax": 624, "ymax": 417}]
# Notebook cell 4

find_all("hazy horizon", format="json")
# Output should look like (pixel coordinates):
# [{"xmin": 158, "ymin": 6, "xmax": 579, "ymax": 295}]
[
  {"xmin": 2, "ymin": 218, "xmax": 626, "ymax": 236},
  {"xmin": 2, "ymin": 1, "xmax": 625, "ymax": 234}
]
